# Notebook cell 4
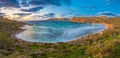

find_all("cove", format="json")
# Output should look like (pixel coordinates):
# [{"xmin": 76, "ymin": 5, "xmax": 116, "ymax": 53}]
[{"xmin": 16, "ymin": 20, "xmax": 106, "ymax": 43}]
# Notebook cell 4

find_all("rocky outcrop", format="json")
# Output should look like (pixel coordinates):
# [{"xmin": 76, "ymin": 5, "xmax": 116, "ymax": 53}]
[{"xmin": 70, "ymin": 16, "xmax": 109, "ymax": 23}]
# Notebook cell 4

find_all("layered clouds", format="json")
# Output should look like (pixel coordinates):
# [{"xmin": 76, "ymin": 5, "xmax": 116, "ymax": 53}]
[
  {"xmin": 0, "ymin": 0, "xmax": 120, "ymax": 21},
  {"xmin": 0, "ymin": 0, "xmax": 71, "ymax": 21}
]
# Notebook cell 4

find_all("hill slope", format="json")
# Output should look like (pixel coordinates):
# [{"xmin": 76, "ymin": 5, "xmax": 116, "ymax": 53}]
[{"xmin": 0, "ymin": 17, "xmax": 120, "ymax": 58}]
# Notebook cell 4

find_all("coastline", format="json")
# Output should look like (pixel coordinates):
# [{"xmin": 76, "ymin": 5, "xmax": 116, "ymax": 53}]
[
  {"xmin": 69, "ymin": 23, "xmax": 109, "ymax": 42},
  {"xmin": 11, "ymin": 23, "xmax": 38, "ymax": 44},
  {"xmin": 14, "ymin": 20, "xmax": 110, "ymax": 43},
  {"xmin": 68, "ymin": 17, "xmax": 113, "ymax": 43}
]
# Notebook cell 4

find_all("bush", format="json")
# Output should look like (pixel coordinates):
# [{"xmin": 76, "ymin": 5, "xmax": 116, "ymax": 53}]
[{"xmin": 0, "ymin": 32, "xmax": 15, "ymax": 49}]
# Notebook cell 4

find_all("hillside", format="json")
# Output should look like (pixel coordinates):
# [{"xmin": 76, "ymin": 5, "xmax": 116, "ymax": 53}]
[{"xmin": 0, "ymin": 17, "xmax": 120, "ymax": 58}]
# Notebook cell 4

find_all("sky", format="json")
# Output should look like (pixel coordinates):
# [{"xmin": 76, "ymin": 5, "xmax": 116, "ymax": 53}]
[{"xmin": 0, "ymin": 0, "xmax": 120, "ymax": 21}]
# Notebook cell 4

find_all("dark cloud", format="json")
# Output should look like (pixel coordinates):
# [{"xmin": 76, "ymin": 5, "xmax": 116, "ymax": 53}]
[
  {"xmin": 0, "ymin": 13, "xmax": 5, "ymax": 16},
  {"xmin": 29, "ymin": 0, "xmax": 71, "ymax": 6},
  {"xmin": 29, "ymin": 0, "xmax": 61, "ymax": 6},
  {"xmin": 0, "ymin": 0, "xmax": 20, "ymax": 7},
  {"xmin": 43, "ymin": 13, "xmax": 55, "ymax": 18},
  {"xmin": 13, "ymin": 13, "xmax": 31, "ymax": 16},
  {"xmin": 21, "ymin": 6, "xmax": 44, "ymax": 12},
  {"xmin": 0, "ymin": 0, "xmax": 72, "ymax": 13},
  {"xmin": 0, "ymin": 0, "xmax": 71, "ymax": 7},
  {"xmin": 98, "ymin": 12, "xmax": 120, "ymax": 16}
]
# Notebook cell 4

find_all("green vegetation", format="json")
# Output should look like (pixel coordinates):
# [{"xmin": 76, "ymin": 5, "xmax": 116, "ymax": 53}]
[{"xmin": 0, "ymin": 16, "xmax": 120, "ymax": 58}]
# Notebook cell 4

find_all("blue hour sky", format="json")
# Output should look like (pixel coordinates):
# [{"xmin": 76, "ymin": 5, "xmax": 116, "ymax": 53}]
[{"xmin": 0, "ymin": 0, "xmax": 120, "ymax": 21}]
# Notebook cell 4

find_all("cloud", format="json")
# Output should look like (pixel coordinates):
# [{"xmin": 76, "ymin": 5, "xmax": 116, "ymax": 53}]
[
  {"xmin": 21, "ymin": 6, "xmax": 44, "ymax": 12},
  {"xmin": 43, "ymin": 13, "xmax": 55, "ymax": 18},
  {"xmin": 13, "ymin": 13, "xmax": 31, "ymax": 16},
  {"xmin": 0, "ymin": 0, "xmax": 20, "ymax": 8},
  {"xmin": 0, "ymin": 0, "xmax": 72, "ymax": 21},
  {"xmin": 29, "ymin": 0, "xmax": 61, "ymax": 6},
  {"xmin": 18, "ymin": 0, "xmax": 31, "ymax": 7},
  {"xmin": 0, "ymin": 0, "xmax": 71, "ymax": 7},
  {"xmin": 0, "ymin": 13, "xmax": 5, "ymax": 16},
  {"xmin": 0, "ymin": 0, "xmax": 71, "ymax": 8},
  {"xmin": 98, "ymin": 12, "xmax": 120, "ymax": 16},
  {"xmin": 29, "ymin": 0, "xmax": 71, "ymax": 6}
]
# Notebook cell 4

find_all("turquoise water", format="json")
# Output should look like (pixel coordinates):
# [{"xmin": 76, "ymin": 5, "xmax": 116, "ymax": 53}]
[{"xmin": 16, "ymin": 20, "xmax": 106, "ymax": 43}]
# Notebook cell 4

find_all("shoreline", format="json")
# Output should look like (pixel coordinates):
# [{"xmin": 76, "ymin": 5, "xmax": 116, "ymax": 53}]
[
  {"xmin": 14, "ymin": 20, "xmax": 110, "ymax": 43},
  {"xmin": 69, "ymin": 23, "xmax": 109, "ymax": 42}
]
